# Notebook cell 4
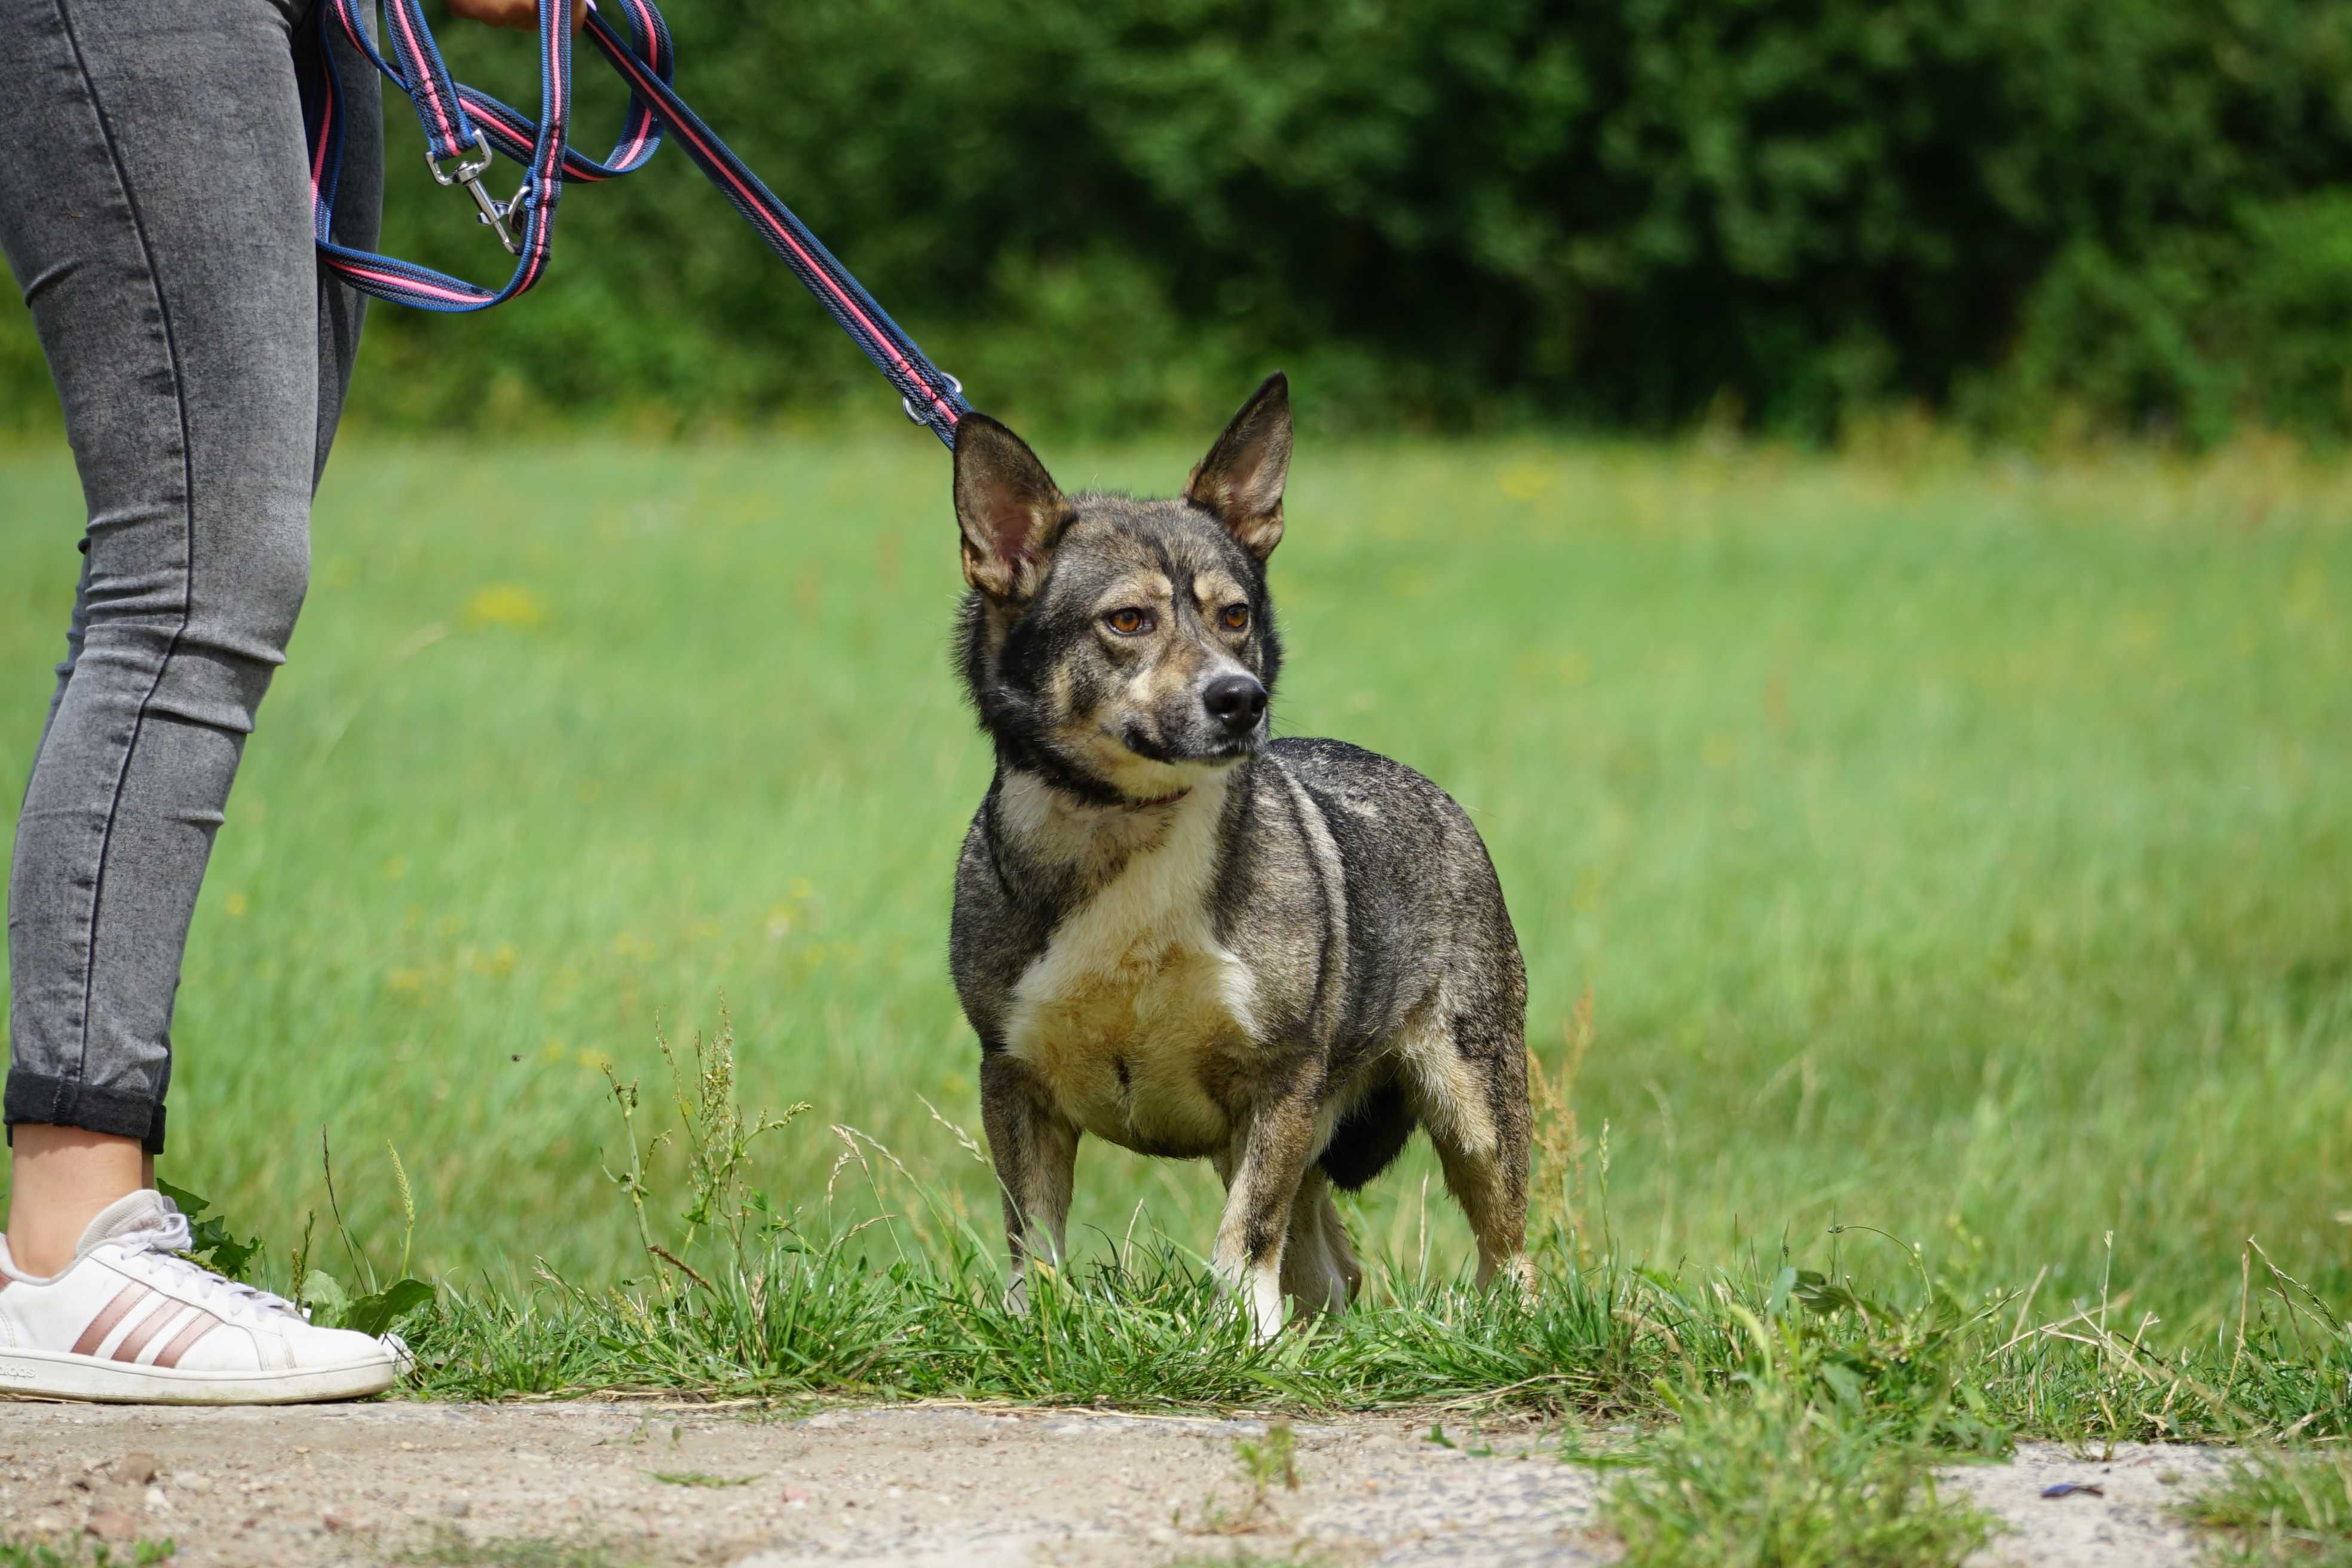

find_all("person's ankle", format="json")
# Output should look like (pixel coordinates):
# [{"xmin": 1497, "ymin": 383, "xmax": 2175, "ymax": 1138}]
[
  {"xmin": 3, "ymin": 1211, "xmax": 106, "ymax": 1277},
  {"xmin": 6, "ymin": 1124, "xmax": 149, "ymax": 1277},
  {"xmin": 2, "ymin": 1229, "xmax": 71, "ymax": 1280}
]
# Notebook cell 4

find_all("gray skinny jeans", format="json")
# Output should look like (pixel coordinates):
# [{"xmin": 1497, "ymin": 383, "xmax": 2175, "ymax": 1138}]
[{"xmin": 1, "ymin": 0, "xmax": 381, "ymax": 1153}]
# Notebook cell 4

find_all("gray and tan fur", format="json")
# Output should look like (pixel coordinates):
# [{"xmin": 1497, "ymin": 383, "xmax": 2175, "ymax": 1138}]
[{"xmin": 947, "ymin": 374, "xmax": 1530, "ymax": 1337}]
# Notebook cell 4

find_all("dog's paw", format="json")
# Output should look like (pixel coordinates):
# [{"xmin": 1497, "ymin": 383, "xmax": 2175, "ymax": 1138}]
[
  {"xmin": 1247, "ymin": 1270, "xmax": 1288, "ymax": 1343},
  {"xmin": 1486, "ymin": 1253, "xmax": 1538, "ymax": 1301}
]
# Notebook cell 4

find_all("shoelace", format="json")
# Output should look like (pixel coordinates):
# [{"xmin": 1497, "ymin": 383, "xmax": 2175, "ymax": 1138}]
[{"xmin": 108, "ymin": 1205, "xmax": 307, "ymax": 1325}]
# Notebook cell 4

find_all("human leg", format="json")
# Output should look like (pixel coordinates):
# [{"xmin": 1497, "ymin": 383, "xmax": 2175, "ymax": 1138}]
[{"xmin": 0, "ymin": 0, "xmax": 378, "ymax": 1273}]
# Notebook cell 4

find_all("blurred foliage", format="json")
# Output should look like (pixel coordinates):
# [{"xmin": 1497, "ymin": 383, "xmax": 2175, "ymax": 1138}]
[{"xmin": 5, "ymin": 0, "xmax": 2352, "ymax": 441}]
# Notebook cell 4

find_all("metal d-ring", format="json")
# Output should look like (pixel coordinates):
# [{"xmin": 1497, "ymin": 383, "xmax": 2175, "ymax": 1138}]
[
  {"xmin": 902, "ymin": 372, "xmax": 964, "ymax": 425},
  {"xmin": 425, "ymin": 126, "xmax": 494, "ymax": 188}
]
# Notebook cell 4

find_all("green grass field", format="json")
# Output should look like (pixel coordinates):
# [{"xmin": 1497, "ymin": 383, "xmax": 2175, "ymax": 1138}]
[{"xmin": 2, "ymin": 431, "xmax": 2348, "ymax": 1363}]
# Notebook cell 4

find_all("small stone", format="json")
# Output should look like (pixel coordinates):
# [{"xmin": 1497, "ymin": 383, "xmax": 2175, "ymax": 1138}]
[
  {"xmin": 117, "ymin": 1453, "xmax": 162, "ymax": 1486},
  {"xmin": 175, "ymin": 1474, "xmax": 212, "ymax": 1495},
  {"xmin": 30, "ymin": 1512, "xmax": 66, "ymax": 1535},
  {"xmin": 143, "ymin": 1485, "xmax": 171, "ymax": 1514},
  {"xmin": 85, "ymin": 1509, "xmax": 139, "ymax": 1541},
  {"xmin": 323, "ymin": 1512, "xmax": 352, "ymax": 1532},
  {"xmin": 443, "ymin": 1499, "xmax": 471, "ymax": 1519}
]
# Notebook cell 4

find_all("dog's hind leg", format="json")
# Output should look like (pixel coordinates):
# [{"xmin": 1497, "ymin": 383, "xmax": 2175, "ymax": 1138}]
[
  {"xmin": 981, "ymin": 1050, "xmax": 1080, "ymax": 1310},
  {"xmin": 1427, "ymin": 1116, "xmax": 1529, "ymax": 1291},
  {"xmin": 1404, "ymin": 1012, "xmax": 1531, "ymax": 1291},
  {"xmin": 1278, "ymin": 1168, "xmax": 1362, "ymax": 1317}
]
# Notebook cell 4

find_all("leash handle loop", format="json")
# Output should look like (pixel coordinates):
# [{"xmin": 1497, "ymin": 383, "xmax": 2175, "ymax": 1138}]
[
  {"xmin": 311, "ymin": 0, "xmax": 574, "ymax": 310},
  {"xmin": 304, "ymin": 0, "xmax": 966, "ymax": 447}
]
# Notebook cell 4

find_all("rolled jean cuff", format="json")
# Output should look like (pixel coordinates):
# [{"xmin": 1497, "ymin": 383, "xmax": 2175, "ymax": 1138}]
[{"xmin": 4, "ymin": 1071, "xmax": 166, "ymax": 1155}]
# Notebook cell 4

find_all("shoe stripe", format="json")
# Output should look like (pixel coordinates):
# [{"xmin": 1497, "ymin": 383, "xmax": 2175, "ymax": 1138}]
[
  {"xmin": 70, "ymin": 1281, "xmax": 152, "ymax": 1358},
  {"xmin": 152, "ymin": 1310, "xmax": 223, "ymax": 1369},
  {"xmin": 113, "ymin": 1298, "xmax": 194, "ymax": 1364}
]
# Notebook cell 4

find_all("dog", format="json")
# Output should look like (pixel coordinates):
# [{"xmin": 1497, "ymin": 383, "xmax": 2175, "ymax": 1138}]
[{"xmin": 945, "ymin": 373, "xmax": 1530, "ymax": 1338}]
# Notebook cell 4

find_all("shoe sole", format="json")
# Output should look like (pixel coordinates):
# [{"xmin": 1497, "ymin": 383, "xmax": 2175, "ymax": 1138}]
[{"xmin": 0, "ymin": 1345, "xmax": 403, "ymax": 1405}]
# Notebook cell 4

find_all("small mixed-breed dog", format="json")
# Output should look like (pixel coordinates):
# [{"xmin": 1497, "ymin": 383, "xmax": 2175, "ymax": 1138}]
[{"xmin": 946, "ymin": 373, "xmax": 1530, "ymax": 1338}]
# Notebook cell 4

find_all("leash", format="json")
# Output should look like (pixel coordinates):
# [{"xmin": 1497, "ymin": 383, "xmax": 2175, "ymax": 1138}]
[{"xmin": 302, "ymin": 0, "xmax": 969, "ymax": 448}]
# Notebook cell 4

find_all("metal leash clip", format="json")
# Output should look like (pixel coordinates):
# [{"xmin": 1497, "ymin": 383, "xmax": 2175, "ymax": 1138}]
[
  {"xmin": 902, "ymin": 372, "xmax": 963, "ymax": 425},
  {"xmin": 426, "ymin": 128, "xmax": 520, "ymax": 256},
  {"xmin": 480, "ymin": 176, "xmax": 532, "ymax": 257}
]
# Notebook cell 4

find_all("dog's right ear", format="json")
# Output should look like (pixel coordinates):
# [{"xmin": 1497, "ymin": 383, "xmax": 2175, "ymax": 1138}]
[
  {"xmin": 1186, "ymin": 372, "xmax": 1291, "ymax": 562},
  {"xmin": 954, "ymin": 414, "xmax": 1075, "ymax": 602}
]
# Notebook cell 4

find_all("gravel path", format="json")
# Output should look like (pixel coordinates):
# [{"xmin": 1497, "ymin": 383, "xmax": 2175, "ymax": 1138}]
[
  {"xmin": 0, "ymin": 1400, "xmax": 2232, "ymax": 1566},
  {"xmin": 1949, "ymin": 1442, "xmax": 2237, "ymax": 1568}
]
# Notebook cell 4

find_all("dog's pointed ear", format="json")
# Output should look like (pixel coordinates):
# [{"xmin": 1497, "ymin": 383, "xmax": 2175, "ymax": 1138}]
[
  {"xmin": 1186, "ymin": 372, "xmax": 1291, "ymax": 561},
  {"xmin": 954, "ymin": 414, "xmax": 1075, "ymax": 602}
]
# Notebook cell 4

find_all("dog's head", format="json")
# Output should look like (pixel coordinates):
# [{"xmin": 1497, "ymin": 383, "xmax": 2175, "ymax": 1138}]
[{"xmin": 953, "ymin": 374, "xmax": 1292, "ymax": 806}]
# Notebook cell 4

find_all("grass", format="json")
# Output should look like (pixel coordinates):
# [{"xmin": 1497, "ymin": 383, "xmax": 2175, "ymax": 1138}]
[
  {"xmin": 1, "ymin": 433, "xmax": 2342, "ymax": 1313},
  {"xmin": 645, "ymin": 1469, "xmax": 757, "ymax": 1488},
  {"xmin": 2190, "ymin": 1450, "xmax": 2352, "ymax": 1565},
  {"xmin": 0, "ymin": 1544, "xmax": 173, "ymax": 1568},
  {"xmin": 1187, "ymin": 1424, "xmax": 1301, "ymax": 1536},
  {"xmin": 392, "ymin": 1532, "xmax": 639, "ymax": 1568},
  {"xmin": 1599, "ymin": 1374, "xmax": 1994, "ymax": 1567},
  {"xmin": 373, "ymin": 1016, "xmax": 2334, "ymax": 1438},
  {"xmin": 2, "ymin": 434, "xmax": 2350, "ymax": 1555}
]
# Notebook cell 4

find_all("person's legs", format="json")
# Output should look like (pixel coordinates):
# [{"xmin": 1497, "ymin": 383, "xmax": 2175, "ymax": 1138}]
[{"xmin": 0, "ymin": 0, "xmax": 379, "ymax": 1275}]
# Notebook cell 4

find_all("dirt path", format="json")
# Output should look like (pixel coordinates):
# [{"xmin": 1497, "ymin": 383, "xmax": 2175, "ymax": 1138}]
[{"xmin": 0, "ymin": 1401, "xmax": 2231, "ymax": 1566}]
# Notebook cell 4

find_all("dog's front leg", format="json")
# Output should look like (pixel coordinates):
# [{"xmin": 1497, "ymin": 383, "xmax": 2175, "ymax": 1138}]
[
  {"xmin": 1212, "ymin": 1074, "xmax": 1322, "ymax": 1342},
  {"xmin": 981, "ymin": 1049, "xmax": 1079, "ymax": 1311}
]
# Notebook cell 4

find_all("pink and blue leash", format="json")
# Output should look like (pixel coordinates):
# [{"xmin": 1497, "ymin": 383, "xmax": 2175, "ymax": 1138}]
[{"xmin": 304, "ymin": 0, "xmax": 969, "ymax": 446}]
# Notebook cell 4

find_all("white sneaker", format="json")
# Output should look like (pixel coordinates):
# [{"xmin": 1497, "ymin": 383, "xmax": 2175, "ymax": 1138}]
[{"xmin": 0, "ymin": 1190, "xmax": 409, "ymax": 1404}]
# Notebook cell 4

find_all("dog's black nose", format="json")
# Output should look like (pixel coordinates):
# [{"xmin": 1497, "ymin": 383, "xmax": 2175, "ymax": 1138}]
[{"xmin": 1203, "ymin": 673, "xmax": 1267, "ymax": 735}]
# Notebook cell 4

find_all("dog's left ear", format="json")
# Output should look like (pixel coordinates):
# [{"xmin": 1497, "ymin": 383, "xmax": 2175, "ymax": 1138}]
[{"xmin": 1186, "ymin": 372, "xmax": 1291, "ymax": 562}]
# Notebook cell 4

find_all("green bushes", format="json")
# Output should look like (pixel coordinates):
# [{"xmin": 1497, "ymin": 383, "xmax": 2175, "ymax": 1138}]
[{"xmin": 4, "ymin": 0, "xmax": 2350, "ymax": 440}]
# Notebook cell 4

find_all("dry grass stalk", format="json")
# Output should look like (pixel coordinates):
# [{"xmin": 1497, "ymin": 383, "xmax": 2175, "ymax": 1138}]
[{"xmin": 1529, "ymin": 984, "xmax": 1595, "ymax": 1258}]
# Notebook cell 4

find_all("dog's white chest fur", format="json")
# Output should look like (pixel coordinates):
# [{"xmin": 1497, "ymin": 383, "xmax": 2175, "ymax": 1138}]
[{"xmin": 1003, "ymin": 780, "xmax": 1256, "ymax": 1155}]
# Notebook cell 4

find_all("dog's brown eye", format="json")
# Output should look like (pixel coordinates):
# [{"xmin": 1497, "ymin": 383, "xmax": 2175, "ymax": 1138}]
[
  {"xmin": 1221, "ymin": 604, "xmax": 1250, "ymax": 632},
  {"xmin": 1104, "ymin": 607, "xmax": 1153, "ymax": 635}
]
